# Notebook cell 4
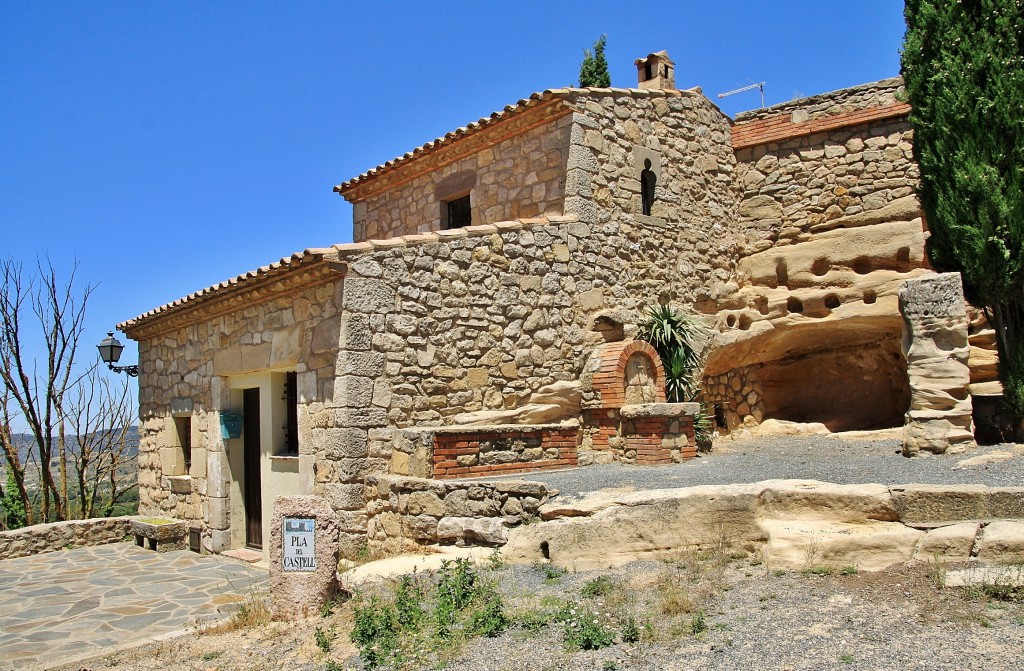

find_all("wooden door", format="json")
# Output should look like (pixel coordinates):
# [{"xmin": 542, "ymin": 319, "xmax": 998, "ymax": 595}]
[{"xmin": 243, "ymin": 387, "xmax": 263, "ymax": 549}]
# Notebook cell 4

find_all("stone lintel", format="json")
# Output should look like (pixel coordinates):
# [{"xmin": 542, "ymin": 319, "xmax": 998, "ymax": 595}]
[{"xmin": 619, "ymin": 403, "xmax": 700, "ymax": 418}]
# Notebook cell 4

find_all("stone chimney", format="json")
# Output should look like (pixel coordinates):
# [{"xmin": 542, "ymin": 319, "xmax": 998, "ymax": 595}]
[{"xmin": 635, "ymin": 51, "xmax": 675, "ymax": 90}]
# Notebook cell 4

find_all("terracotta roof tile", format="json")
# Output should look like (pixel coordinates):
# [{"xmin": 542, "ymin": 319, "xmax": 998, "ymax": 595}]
[{"xmin": 117, "ymin": 247, "xmax": 341, "ymax": 333}]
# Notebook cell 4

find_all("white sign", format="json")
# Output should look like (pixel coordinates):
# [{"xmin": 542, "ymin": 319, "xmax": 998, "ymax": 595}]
[{"xmin": 282, "ymin": 518, "xmax": 316, "ymax": 572}]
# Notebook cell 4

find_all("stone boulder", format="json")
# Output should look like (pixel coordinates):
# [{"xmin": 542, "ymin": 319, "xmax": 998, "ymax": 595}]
[
  {"xmin": 451, "ymin": 381, "xmax": 582, "ymax": 426},
  {"xmin": 976, "ymin": 520, "xmax": 1024, "ymax": 565}
]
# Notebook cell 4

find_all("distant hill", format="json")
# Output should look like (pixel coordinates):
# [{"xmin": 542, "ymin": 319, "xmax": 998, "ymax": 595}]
[{"xmin": 7, "ymin": 426, "xmax": 139, "ymax": 462}]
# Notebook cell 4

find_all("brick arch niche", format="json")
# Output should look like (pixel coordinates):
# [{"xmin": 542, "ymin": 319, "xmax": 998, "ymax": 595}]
[
  {"xmin": 589, "ymin": 340, "xmax": 667, "ymax": 408},
  {"xmin": 583, "ymin": 340, "xmax": 667, "ymax": 453}
]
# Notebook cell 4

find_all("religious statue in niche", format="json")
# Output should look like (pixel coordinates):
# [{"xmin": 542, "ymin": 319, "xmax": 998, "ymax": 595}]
[
  {"xmin": 624, "ymin": 352, "xmax": 658, "ymax": 404},
  {"xmin": 641, "ymin": 158, "xmax": 657, "ymax": 216}
]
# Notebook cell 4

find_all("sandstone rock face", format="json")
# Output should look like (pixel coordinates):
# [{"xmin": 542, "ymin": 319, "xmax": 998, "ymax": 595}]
[
  {"xmin": 976, "ymin": 520, "xmax": 1024, "ymax": 565},
  {"xmin": 450, "ymin": 381, "xmax": 582, "ymax": 426},
  {"xmin": 916, "ymin": 522, "xmax": 979, "ymax": 562},
  {"xmin": 704, "ymin": 80, "xmax": 926, "ymax": 434},
  {"xmin": 899, "ymin": 273, "xmax": 976, "ymax": 455},
  {"xmin": 891, "ymin": 484, "xmax": 1024, "ymax": 525},
  {"xmin": 500, "ymin": 480, "xmax": 1024, "ymax": 571},
  {"xmin": 761, "ymin": 519, "xmax": 923, "ymax": 572}
]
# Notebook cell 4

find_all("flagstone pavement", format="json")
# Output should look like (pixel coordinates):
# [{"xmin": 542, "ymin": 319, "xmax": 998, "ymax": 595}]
[{"xmin": 0, "ymin": 542, "xmax": 267, "ymax": 670}]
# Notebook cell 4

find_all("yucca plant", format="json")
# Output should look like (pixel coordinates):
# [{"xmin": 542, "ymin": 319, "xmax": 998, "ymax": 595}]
[
  {"xmin": 638, "ymin": 305, "xmax": 711, "ymax": 403},
  {"xmin": 638, "ymin": 305, "xmax": 714, "ymax": 447}
]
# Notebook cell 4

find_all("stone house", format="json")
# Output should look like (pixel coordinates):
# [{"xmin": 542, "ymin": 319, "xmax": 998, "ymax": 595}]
[{"xmin": 119, "ymin": 52, "xmax": 993, "ymax": 560}]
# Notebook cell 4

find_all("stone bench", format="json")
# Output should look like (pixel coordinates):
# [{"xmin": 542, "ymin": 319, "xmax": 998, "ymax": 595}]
[{"xmin": 130, "ymin": 517, "xmax": 188, "ymax": 552}]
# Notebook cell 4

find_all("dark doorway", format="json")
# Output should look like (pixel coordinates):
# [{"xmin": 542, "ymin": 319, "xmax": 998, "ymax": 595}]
[{"xmin": 242, "ymin": 388, "xmax": 263, "ymax": 549}]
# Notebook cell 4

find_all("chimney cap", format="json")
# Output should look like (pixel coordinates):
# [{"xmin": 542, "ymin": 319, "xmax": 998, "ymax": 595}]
[
  {"xmin": 635, "ymin": 51, "xmax": 676, "ymax": 90},
  {"xmin": 634, "ymin": 51, "xmax": 674, "ymax": 67}
]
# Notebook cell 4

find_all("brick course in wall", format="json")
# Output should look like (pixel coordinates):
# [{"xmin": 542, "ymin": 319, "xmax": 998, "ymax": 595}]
[
  {"xmin": 731, "ymin": 103, "xmax": 911, "ymax": 150},
  {"xmin": 432, "ymin": 426, "xmax": 579, "ymax": 479}
]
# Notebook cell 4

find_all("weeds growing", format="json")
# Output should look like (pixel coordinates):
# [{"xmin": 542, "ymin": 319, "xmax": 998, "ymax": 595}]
[{"xmin": 349, "ymin": 558, "xmax": 510, "ymax": 668}]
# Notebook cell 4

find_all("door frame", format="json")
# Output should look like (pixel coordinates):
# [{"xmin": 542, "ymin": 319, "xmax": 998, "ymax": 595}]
[
  {"xmin": 225, "ymin": 371, "xmax": 291, "ymax": 561},
  {"xmin": 242, "ymin": 387, "xmax": 263, "ymax": 549}
]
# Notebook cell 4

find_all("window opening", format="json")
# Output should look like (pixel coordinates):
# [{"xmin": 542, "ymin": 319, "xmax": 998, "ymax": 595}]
[
  {"xmin": 640, "ymin": 158, "xmax": 657, "ymax": 216},
  {"xmin": 281, "ymin": 371, "xmax": 299, "ymax": 455},
  {"xmin": 445, "ymin": 195, "xmax": 472, "ymax": 229},
  {"xmin": 175, "ymin": 416, "xmax": 192, "ymax": 471}
]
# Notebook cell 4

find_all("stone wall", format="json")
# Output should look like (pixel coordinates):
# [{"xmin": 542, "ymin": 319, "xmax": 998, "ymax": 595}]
[
  {"xmin": 364, "ymin": 474, "xmax": 549, "ymax": 553},
  {"xmin": 733, "ymin": 78, "xmax": 905, "ymax": 123},
  {"xmin": 619, "ymin": 403, "xmax": 697, "ymax": 464},
  {"xmin": 0, "ymin": 517, "xmax": 132, "ymax": 560},
  {"xmin": 560, "ymin": 89, "xmax": 739, "ymax": 308},
  {"xmin": 134, "ymin": 208, "xmax": 733, "ymax": 557},
  {"xmin": 352, "ymin": 116, "xmax": 572, "ymax": 241},
  {"xmin": 349, "ymin": 87, "xmax": 740, "ymax": 310},
  {"xmin": 703, "ymin": 366, "xmax": 764, "ymax": 432}
]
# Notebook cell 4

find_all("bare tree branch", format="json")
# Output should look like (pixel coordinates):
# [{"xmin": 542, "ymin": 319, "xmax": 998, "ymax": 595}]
[{"xmin": 0, "ymin": 257, "xmax": 108, "ymax": 523}]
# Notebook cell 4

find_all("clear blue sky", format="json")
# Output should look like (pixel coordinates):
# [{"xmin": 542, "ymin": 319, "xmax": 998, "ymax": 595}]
[{"xmin": 1, "ymin": 1, "xmax": 906, "ymax": 383}]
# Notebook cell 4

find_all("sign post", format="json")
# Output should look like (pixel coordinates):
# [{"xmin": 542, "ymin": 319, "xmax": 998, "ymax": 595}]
[
  {"xmin": 283, "ymin": 518, "xmax": 317, "ymax": 572},
  {"xmin": 269, "ymin": 496, "xmax": 339, "ymax": 620}
]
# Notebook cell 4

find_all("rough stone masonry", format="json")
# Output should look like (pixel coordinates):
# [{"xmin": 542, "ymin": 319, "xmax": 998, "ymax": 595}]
[{"xmin": 119, "ymin": 58, "xmax": 997, "ymax": 561}]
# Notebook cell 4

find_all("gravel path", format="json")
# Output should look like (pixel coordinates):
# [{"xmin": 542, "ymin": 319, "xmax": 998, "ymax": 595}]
[
  {"xmin": 486, "ymin": 436, "xmax": 1024, "ymax": 499},
  {"xmin": 440, "ymin": 560, "xmax": 1024, "ymax": 671}
]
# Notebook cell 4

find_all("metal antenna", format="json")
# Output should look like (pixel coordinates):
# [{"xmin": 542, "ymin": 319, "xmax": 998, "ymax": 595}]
[{"xmin": 718, "ymin": 82, "xmax": 766, "ymax": 109}]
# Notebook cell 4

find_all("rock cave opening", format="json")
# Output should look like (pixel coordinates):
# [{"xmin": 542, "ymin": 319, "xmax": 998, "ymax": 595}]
[{"xmin": 758, "ymin": 341, "xmax": 910, "ymax": 432}]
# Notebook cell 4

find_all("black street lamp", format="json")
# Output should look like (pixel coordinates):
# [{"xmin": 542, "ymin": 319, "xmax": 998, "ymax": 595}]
[{"xmin": 97, "ymin": 331, "xmax": 139, "ymax": 377}]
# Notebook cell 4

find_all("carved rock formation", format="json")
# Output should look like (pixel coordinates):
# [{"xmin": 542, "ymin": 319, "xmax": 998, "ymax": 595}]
[
  {"xmin": 899, "ymin": 273, "xmax": 975, "ymax": 455},
  {"xmin": 450, "ymin": 380, "xmax": 582, "ymax": 426}
]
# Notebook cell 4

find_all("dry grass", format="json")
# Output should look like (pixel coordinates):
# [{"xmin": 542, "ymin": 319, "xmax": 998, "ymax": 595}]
[{"xmin": 200, "ymin": 590, "xmax": 271, "ymax": 635}]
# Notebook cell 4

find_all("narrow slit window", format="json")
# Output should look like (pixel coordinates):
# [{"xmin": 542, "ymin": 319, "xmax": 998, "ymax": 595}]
[
  {"xmin": 640, "ymin": 159, "xmax": 656, "ymax": 216},
  {"xmin": 283, "ymin": 371, "xmax": 299, "ymax": 455},
  {"xmin": 175, "ymin": 416, "xmax": 192, "ymax": 471}
]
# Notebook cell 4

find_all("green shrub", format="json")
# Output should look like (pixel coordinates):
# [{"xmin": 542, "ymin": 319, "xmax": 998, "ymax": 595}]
[
  {"xmin": 394, "ymin": 575, "xmax": 426, "ymax": 629},
  {"xmin": 581, "ymin": 575, "xmax": 617, "ymax": 598},
  {"xmin": 469, "ymin": 590, "xmax": 509, "ymax": 637},
  {"xmin": 690, "ymin": 609, "xmax": 707, "ymax": 636},
  {"xmin": 560, "ymin": 602, "xmax": 616, "ymax": 650},
  {"xmin": 314, "ymin": 625, "xmax": 335, "ymax": 653},
  {"xmin": 350, "ymin": 596, "xmax": 400, "ymax": 669},
  {"xmin": 541, "ymin": 563, "xmax": 567, "ymax": 583},
  {"xmin": 620, "ymin": 615, "xmax": 640, "ymax": 643},
  {"xmin": 435, "ymin": 558, "xmax": 478, "ymax": 637}
]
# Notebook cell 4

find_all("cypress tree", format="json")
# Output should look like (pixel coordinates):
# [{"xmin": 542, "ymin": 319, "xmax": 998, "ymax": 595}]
[
  {"xmin": 902, "ymin": 0, "xmax": 1024, "ymax": 435},
  {"xmin": 579, "ymin": 35, "xmax": 611, "ymax": 88}
]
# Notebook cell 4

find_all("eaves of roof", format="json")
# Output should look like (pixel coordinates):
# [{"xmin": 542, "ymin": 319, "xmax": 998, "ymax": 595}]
[{"xmin": 117, "ymin": 248, "xmax": 347, "ymax": 341}]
